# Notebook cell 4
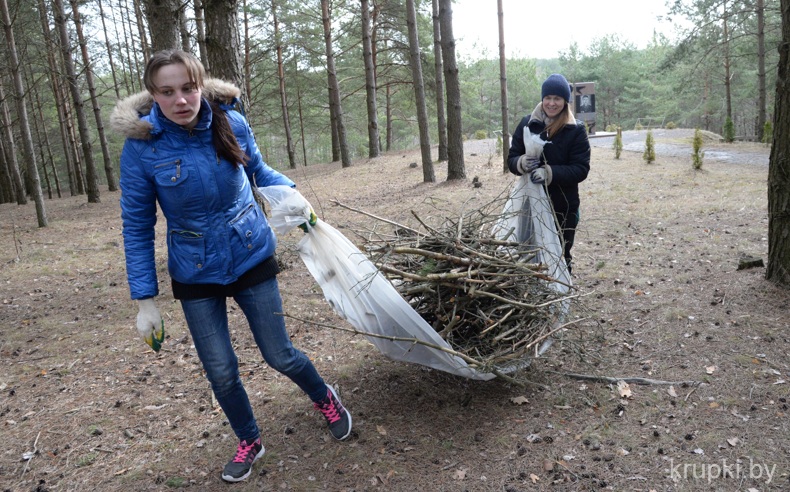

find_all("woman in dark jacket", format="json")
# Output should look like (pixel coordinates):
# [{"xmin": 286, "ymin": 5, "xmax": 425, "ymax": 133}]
[
  {"xmin": 507, "ymin": 73, "xmax": 591, "ymax": 273},
  {"xmin": 113, "ymin": 50, "xmax": 351, "ymax": 483}
]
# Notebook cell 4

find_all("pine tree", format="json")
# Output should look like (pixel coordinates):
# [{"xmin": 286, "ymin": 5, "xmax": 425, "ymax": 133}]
[{"xmin": 643, "ymin": 130, "xmax": 656, "ymax": 164}]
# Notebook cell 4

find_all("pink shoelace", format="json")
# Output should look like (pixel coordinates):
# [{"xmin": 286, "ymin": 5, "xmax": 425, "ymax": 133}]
[
  {"xmin": 315, "ymin": 397, "xmax": 342, "ymax": 423},
  {"xmin": 232, "ymin": 439, "xmax": 258, "ymax": 463}
]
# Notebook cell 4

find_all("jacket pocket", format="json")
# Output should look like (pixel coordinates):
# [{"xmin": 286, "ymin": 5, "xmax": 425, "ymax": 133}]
[
  {"xmin": 229, "ymin": 203, "xmax": 267, "ymax": 256},
  {"xmin": 168, "ymin": 229, "xmax": 206, "ymax": 282},
  {"xmin": 153, "ymin": 158, "xmax": 192, "ymax": 208}
]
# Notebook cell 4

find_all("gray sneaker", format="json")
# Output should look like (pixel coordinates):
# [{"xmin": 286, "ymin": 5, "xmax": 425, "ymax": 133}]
[
  {"xmin": 221, "ymin": 437, "xmax": 264, "ymax": 482},
  {"xmin": 313, "ymin": 385, "xmax": 352, "ymax": 441}
]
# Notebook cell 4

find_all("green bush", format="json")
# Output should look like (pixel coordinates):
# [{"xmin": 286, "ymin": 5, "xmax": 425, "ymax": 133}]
[
  {"xmin": 643, "ymin": 130, "xmax": 656, "ymax": 164},
  {"xmin": 613, "ymin": 128, "xmax": 623, "ymax": 160},
  {"xmin": 474, "ymin": 130, "xmax": 488, "ymax": 140},
  {"xmin": 634, "ymin": 122, "xmax": 644, "ymax": 130},
  {"xmin": 692, "ymin": 128, "xmax": 704, "ymax": 170},
  {"xmin": 605, "ymin": 124, "xmax": 618, "ymax": 132},
  {"xmin": 665, "ymin": 121, "xmax": 677, "ymax": 129}
]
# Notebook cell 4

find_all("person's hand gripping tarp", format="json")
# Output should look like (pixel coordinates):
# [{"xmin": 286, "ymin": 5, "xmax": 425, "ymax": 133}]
[{"xmin": 136, "ymin": 298, "xmax": 165, "ymax": 352}]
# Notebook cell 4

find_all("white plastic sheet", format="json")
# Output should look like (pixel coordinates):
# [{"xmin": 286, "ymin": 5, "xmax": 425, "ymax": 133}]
[{"xmin": 259, "ymin": 185, "xmax": 496, "ymax": 380}]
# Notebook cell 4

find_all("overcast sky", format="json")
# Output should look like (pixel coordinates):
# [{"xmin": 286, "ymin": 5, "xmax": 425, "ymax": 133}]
[{"xmin": 450, "ymin": 0, "xmax": 680, "ymax": 60}]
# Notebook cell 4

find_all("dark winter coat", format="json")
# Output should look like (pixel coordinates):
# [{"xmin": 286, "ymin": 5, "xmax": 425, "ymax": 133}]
[
  {"xmin": 111, "ymin": 79, "xmax": 294, "ymax": 300},
  {"xmin": 507, "ymin": 104, "xmax": 591, "ymax": 213}
]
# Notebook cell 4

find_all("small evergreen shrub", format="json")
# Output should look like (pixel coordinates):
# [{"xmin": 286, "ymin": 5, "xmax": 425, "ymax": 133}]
[
  {"xmin": 634, "ymin": 122, "xmax": 644, "ymax": 130},
  {"xmin": 692, "ymin": 128, "xmax": 704, "ymax": 170},
  {"xmin": 665, "ymin": 121, "xmax": 677, "ymax": 129},
  {"xmin": 643, "ymin": 130, "xmax": 656, "ymax": 164},
  {"xmin": 474, "ymin": 130, "xmax": 488, "ymax": 140},
  {"xmin": 605, "ymin": 124, "xmax": 618, "ymax": 132},
  {"xmin": 723, "ymin": 117, "xmax": 735, "ymax": 143},
  {"xmin": 613, "ymin": 128, "xmax": 623, "ymax": 159},
  {"xmin": 496, "ymin": 134, "xmax": 503, "ymax": 156}
]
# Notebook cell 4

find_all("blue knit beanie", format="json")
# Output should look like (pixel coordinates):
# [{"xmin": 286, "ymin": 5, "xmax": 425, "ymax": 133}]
[{"xmin": 541, "ymin": 73, "xmax": 571, "ymax": 102}]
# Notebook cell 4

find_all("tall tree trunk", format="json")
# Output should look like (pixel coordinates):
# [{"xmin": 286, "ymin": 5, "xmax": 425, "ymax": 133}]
[
  {"xmin": 361, "ymin": 0, "xmax": 380, "ymax": 158},
  {"xmin": 123, "ymin": 0, "xmax": 143, "ymax": 92},
  {"xmin": 242, "ymin": 0, "xmax": 251, "ymax": 110},
  {"xmin": 53, "ymin": 0, "xmax": 100, "ymax": 203},
  {"xmin": 132, "ymin": 0, "xmax": 150, "ymax": 65},
  {"xmin": 497, "ymin": 0, "xmax": 509, "ymax": 173},
  {"xmin": 179, "ymin": 4, "xmax": 191, "ymax": 51},
  {"xmin": 204, "ymin": 0, "xmax": 247, "ymax": 107},
  {"xmin": 0, "ymin": 80, "xmax": 24, "ymax": 204},
  {"xmin": 406, "ymin": 0, "xmax": 434, "ymax": 182},
  {"xmin": 113, "ymin": 0, "xmax": 133, "ymax": 94},
  {"xmin": 271, "ymin": 0, "xmax": 296, "ymax": 169},
  {"xmin": 321, "ymin": 0, "xmax": 350, "ymax": 167},
  {"xmin": 723, "ymin": 1, "xmax": 733, "ymax": 122},
  {"xmin": 431, "ymin": 0, "xmax": 447, "ymax": 162},
  {"xmin": 97, "ymin": 0, "xmax": 121, "ymax": 99},
  {"xmin": 141, "ymin": 0, "xmax": 181, "ymax": 51},
  {"xmin": 194, "ymin": 0, "xmax": 210, "ymax": 71},
  {"xmin": 1, "ymin": 0, "xmax": 47, "ymax": 224},
  {"xmin": 37, "ymin": 0, "xmax": 76, "ymax": 195},
  {"xmin": 31, "ymin": 75, "xmax": 61, "ymax": 199},
  {"xmin": 70, "ymin": 0, "xmax": 118, "ymax": 192},
  {"xmin": 766, "ymin": 0, "xmax": 790, "ymax": 286},
  {"xmin": 385, "ymin": 83, "xmax": 392, "ymax": 151},
  {"xmin": 757, "ymin": 0, "xmax": 767, "ymax": 140},
  {"xmin": 438, "ymin": 0, "xmax": 465, "ymax": 180},
  {"xmin": 0, "ymin": 135, "xmax": 13, "ymax": 203}
]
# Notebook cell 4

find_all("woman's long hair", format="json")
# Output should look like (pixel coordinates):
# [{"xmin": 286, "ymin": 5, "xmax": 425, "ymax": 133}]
[
  {"xmin": 144, "ymin": 49, "xmax": 248, "ymax": 168},
  {"xmin": 544, "ymin": 102, "xmax": 573, "ymax": 139}
]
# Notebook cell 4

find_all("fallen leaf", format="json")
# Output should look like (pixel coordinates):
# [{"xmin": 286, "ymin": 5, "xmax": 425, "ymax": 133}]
[
  {"xmin": 452, "ymin": 469, "xmax": 466, "ymax": 480},
  {"xmin": 617, "ymin": 380, "xmax": 632, "ymax": 398},
  {"xmin": 773, "ymin": 379, "xmax": 786, "ymax": 385},
  {"xmin": 510, "ymin": 396, "xmax": 529, "ymax": 405},
  {"xmin": 143, "ymin": 404, "xmax": 168, "ymax": 411},
  {"xmin": 376, "ymin": 425, "xmax": 387, "ymax": 436},
  {"xmin": 542, "ymin": 459, "xmax": 554, "ymax": 471},
  {"xmin": 706, "ymin": 365, "xmax": 716, "ymax": 375},
  {"xmin": 726, "ymin": 437, "xmax": 740, "ymax": 447},
  {"xmin": 530, "ymin": 473, "xmax": 540, "ymax": 483},
  {"xmin": 692, "ymin": 448, "xmax": 704, "ymax": 455},
  {"xmin": 667, "ymin": 386, "xmax": 678, "ymax": 398}
]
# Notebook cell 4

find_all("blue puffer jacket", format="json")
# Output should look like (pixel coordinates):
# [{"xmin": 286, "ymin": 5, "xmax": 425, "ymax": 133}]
[{"xmin": 112, "ymin": 79, "xmax": 294, "ymax": 300}]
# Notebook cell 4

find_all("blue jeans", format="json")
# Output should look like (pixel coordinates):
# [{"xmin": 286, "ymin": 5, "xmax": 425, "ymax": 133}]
[{"xmin": 180, "ymin": 277, "xmax": 326, "ymax": 442}]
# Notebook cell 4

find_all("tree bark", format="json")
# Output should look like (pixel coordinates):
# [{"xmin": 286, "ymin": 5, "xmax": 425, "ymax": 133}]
[
  {"xmin": 70, "ymin": 0, "xmax": 118, "ymax": 192},
  {"xmin": 1, "ymin": 0, "xmax": 47, "ymax": 224},
  {"xmin": 271, "ymin": 0, "xmax": 296, "ymax": 169},
  {"xmin": 361, "ymin": 0, "xmax": 380, "ymax": 158},
  {"xmin": 766, "ymin": 0, "xmax": 790, "ymax": 286},
  {"xmin": 194, "ymin": 0, "xmax": 210, "ymax": 71},
  {"xmin": 140, "ymin": 0, "xmax": 181, "ymax": 51},
  {"xmin": 432, "ymin": 0, "xmax": 448, "ymax": 162},
  {"xmin": 321, "ymin": 0, "xmax": 351, "ymax": 167},
  {"xmin": 0, "ymin": 80, "xmax": 24, "ymax": 204},
  {"xmin": 497, "ymin": 0, "xmax": 510, "ymax": 173},
  {"xmin": 53, "ymin": 0, "xmax": 100, "ymax": 203},
  {"xmin": 438, "ymin": 0, "xmax": 465, "ymax": 180},
  {"xmin": 204, "ymin": 0, "xmax": 247, "ymax": 108},
  {"xmin": 406, "ymin": 0, "xmax": 435, "ymax": 182},
  {"xmin": 757, "ymin": 0, "xmax": 767, "ymax": 140}
]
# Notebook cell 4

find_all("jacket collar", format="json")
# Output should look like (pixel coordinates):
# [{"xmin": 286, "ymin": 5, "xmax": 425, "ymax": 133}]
[{"xmin": 110, "ymin": 78, "xmax": 241, "ymax": 140}]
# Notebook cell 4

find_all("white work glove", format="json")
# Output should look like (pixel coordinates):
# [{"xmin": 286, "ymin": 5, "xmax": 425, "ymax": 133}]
[
  {"xmin": 517, "ymin": 155, "xmax": 542, "ymax": 176},
  {"xmin": 530, "ymin": 164, "xmax": 552, "ymax": 185},
  {"xmin": 136, "ymin": 298, "xmax": 165, "ymax": 352}
]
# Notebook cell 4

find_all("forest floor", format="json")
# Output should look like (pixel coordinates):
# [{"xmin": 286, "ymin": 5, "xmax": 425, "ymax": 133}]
[{"xmin": 1, "ymin": 129, "xmax": 788, "ymax": 491}]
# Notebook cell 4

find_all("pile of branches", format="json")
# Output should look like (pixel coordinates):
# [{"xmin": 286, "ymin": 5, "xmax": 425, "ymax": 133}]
[{"xmin": 353, "ymin": 199, "xmax": 575, "ymax": 369}]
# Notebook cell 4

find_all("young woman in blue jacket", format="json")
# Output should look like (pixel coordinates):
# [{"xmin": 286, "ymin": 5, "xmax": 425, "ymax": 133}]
[
  {"xmin": 507, "ymin": 73, "xmax": 591, "ymax": 273},
  {"xmin": 113, "ymin": 49, "xmax": 351, "ymax": 483}
]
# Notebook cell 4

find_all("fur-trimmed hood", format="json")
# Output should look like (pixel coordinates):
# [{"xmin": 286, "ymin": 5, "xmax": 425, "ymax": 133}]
[{"xmin": 110, "ymin": 78, "xmax": 241, "ymax": 140}]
